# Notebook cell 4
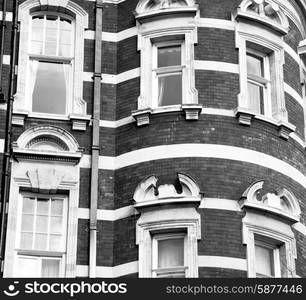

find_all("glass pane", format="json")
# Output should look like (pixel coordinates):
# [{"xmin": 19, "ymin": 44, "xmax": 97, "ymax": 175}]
[
  {"xmin": 247, "ymin": 82, "xmax": 264, "ymax": 114},
  {"xmin": 31, "ymin": 17, "xmax": 44, "ymax": 54},
  {"xmin": 42, "ymin": 259, "xmax": 60, "ymax": 278},
  {"xmin": 32, "ymin": 61, "xmax": 68, "ymax": 114},
  {"xmin": 45, "ymin": 17, "xmax": 58, "ymax": 56},
  {"xmin": 247, "ymin": 54, "xmax": 263, "ymax": 77},
  {"xmin": 158, "ymin": 74, "xmax": 182, "ymax": 106},
  {"xmin": 20, "ymin": 232, "xmax": 33, "ymax": 249},
  {"xmin": 37, "ymin": 198, "xmax": 49, "ymax": 215},
  {"xmin": 49, "ymin": 235, "xmax": 62, "ymax": 251},
  {"xmin": 16, "ymin": 257, "xmax": 39, "ymax": 278},
  {"xmin": 50, "ymin": 216, "xmax": 63, "ymax": 233},
  {"xmin": 158, "ymin": 238, "xmax": 184, "ymax": 268},
  {"xmin": 36, "ymin": 216, "xmax": 48, "ymax": 233},
  {"xmin": 34, "ymin": 233, "xmax": 48, "ymax": 250},
  {"xmin": 255, "ymin": 245, "xmax": 274, "ymax": 277},
  {"xmin": 158, "ymin": 46, "xmax": 181, "ymax": 67},
  {"xmin": 51, "ymin": 199, "xmax": 63, "ymax": 216},
  {"xmin": 22, "ymin": 198, "xmax": 35, "ymax": 213},
  {"xmin": 31, "ymin": 41, "xmax": 43, "ymax": 55},
  {"xmin": 21, "ymin": 214, "xmax": 34, "ymax": 231},
  {"xmin": 59, "ymin": 44, "xmax": 71, "ymax": 57}
]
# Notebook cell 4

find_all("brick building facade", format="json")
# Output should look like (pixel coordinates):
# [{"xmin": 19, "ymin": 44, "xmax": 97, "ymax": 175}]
[{"xmin": 0, "ymin": 0, "xmax": 306, "ymax": 278}]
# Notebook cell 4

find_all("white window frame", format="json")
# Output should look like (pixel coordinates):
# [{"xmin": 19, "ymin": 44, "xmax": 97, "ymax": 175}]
[
  {"xmin": 136, "ymin": 19, "xmax": 198, "ymax": 113},
  {"xmin": 242, "ymin": 214, "xmax": 297, "ymax": 278},
  {"xmin": 254, "ymin": 238, "xmax": 281, "ymax": 278},
  {"xmin": 27, "ymin": 12, "xmax": 75, "ymax": 116},
  {"xmin": 151, "ymin": 40, "xmax": 185, "ymax": 108},
  {"xmin": 136, "ymin": 207, "xmax": 201, "ymax": 278},
  {"xmin": 152, "ymin": 232, "xmax": 187, "ymax": 278},
  {"xmin": 246, "ymin": 49, "xmax": 272, "ymax": 117},
  {"xmin": 17, "ymin": 194, "xmax": 68, "ymax": 252},
  {"xmin": 236, "ymin": 25, "xmax": 287, "ymax": 122},
  {"xmin": 14, "ymin": 193, "xmax": 68, "ymax": 278},
  {"xmin": 15, "ymin": 0, "xmax": 88, "ymax": 118}
]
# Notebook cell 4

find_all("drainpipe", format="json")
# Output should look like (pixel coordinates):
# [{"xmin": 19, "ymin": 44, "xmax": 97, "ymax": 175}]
[
  {"xmin": 89, "ymin": 0, "xmax": 103, "ymax": 278},
  {"xmin": 0, "ymin": 0, "xmax": 18, "ymax": 276},
  {"xmin": 0, "ymin": 0, "xmax": 7, "ymax": 101}
]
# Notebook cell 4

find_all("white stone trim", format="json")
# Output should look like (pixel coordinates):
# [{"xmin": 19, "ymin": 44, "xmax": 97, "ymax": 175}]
[
  {"xmin": 79, "ymin": 144, "xmax": 306, "ymax": 188},
  {"xmin": 290, "ymin": 133, "xmax": 305, "ymax": 148},
  {"xmin": 75, "ymin": 200, "xmax": 306, "ymax": 237},
  {"xmin": 284, "ymin": 43, "xmax": 306, "ymax": 72},
  {"xmin": 199, "ymin": 198, "xmax": 241, "ymax": 212},
  {"xmin": 197, "ymin": 18, "xmax": 236, "ymax": 31},
  {"xmin": 0, "ymin": 11, "xmax": 12, "ymax": 21},
  {"xmin": 0, "ymin": 139, "xmax": 4, "ymax": 152},
  {"xmin": 195, "ymin": 60, "xmax": 239, "ymax": 74},
  {"xmin": 78, "ymin": 205, "xmax": 137, "ymax": 221},
  {"xmin": 76, "ymin": 261, "xmax": 138, "ymax": 278},
  {"xmin": 284, "ymin": 83, "xmax": 304, "ymax": 108},
  {"xmin": 2, "ymin": 55, "xmax": 10, "ymax": 65},
  {"xmin": 198, "ymin": 256, "xmax": 247, "ymax": 271},
  {"xmin": 99, "ymin": 116, "xmax": 135, "ymax": 128}
]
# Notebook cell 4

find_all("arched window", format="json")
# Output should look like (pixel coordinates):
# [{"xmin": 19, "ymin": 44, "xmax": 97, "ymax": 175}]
[{"xmin": 14, "ymin": 0, "xmax": 89, "ymax": 129}]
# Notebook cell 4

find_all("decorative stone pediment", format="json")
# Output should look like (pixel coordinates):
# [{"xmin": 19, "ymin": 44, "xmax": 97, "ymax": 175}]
[
  {"xmin": 13, "ymin": 126, "xmax": 82, "ymax": 163},
  {"xmin": 233, "ymin": 0, "xmax": 289, "ymax": 35},
  {"xmin": 240, "ymin": 180, "xmax": 301, "ymax": 223},
  {"xmin": 135, "ymin": 0, "xmax": 198, "ymax": 21},
  {"xmin": 133, "ymin": 173, "xmax": 202, "ymax": 208}
]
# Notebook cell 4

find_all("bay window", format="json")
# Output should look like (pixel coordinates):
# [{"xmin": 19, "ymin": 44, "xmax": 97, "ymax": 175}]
[{"xmin": 29, "ymin": 14, "xmax": 74, "ymax": 115}]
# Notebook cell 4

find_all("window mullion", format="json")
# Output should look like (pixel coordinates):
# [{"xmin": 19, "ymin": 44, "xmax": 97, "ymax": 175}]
[
  {"xmin": 56, "ymin": 17, "xmax": 60, "ymax": 56},
  {"xmin": 47, "ymin": 197, "xmax": 51, "ymax": 251}
]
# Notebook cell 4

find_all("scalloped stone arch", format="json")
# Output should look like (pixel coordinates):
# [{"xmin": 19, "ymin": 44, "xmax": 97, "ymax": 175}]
[
  {"xmin": 237, "ymin": 0, "xmax": 289, "ymax": 29},
  {"xmin": 240, "ymin": 180, "xmax": 301, "ymax": 222},
  {"xmin": 135, "ymin": 0, "xmax": 195, "ymax": 14},
  {"xmin": 133, "ymin": 173, "xmax": 201, "ymax": 206},
  {"xmin": 15, "ymin": 126, "xmax": 80, "ymax": 153}
]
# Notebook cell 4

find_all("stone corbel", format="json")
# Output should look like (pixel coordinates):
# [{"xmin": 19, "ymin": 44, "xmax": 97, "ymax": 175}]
[
  {"xmin": 69, "ymin": 114, "xmax": 91, "ymax": 131},
  {"xmin": 234, "ymin": 107, "xmax": 255, "ymax": 126},
  {"xmin": 12, "ymin": 110, "xmax": 29, "ymax": 127},
  {"xmin": 132, "ymin": 108, "xmax": 152, "ymax": 127},
  {"xmin": 181, "ymin": 104, "xmax": 202, "ymax": 120},
  {"xmin": 277, "ymin": 121, "xmax": 296, "ymax": 141}
]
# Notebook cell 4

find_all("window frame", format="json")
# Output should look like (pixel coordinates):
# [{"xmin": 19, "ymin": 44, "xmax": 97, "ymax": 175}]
[
  {"xmin": 151, "ymin": 232, "xmax": 188, "ymax": 278},
  {"xmin": 246, "ymin": 49, "xmax": 272, "ymax": 117},
  {"xmin": 14, "ymin": 193, "xmax": 68, "ymax": 278},
  {"xmin": 254, "ymin": 238, "xmax": 281, "ymax": 278},
  {"xmin": 27, "ymin": 12, "xmax": 75, "ymax": 116},
  {"xmin": 15, "ymin": 0, "xmax": 88, "ymax": 121},
  {"xmin": 152, "ymin": 40, "xmax": 186, "ymax": 108}
]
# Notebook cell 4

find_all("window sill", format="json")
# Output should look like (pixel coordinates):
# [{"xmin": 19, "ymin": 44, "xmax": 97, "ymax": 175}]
[
  {"xmin": 234, "ymin": 107, "xmax": 296, "ymax": 140},
  {"xmin": 12, "ymin": 110, "xmax": 91, "ymax": 131},
  {"xmin": 132, "ymin": 104, "xmax": 202, "ymax": 126}
]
